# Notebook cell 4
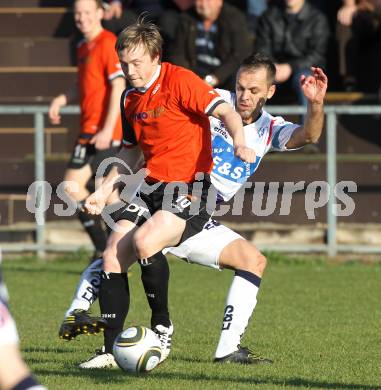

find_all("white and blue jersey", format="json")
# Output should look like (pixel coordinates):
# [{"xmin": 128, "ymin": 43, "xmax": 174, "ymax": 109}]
[{"xmin": 210, "ymin": 89, "xmax": 300, "ymax": 201}]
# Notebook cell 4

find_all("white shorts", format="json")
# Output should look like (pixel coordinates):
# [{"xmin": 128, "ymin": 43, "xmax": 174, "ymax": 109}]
[
  {"xmin": 165, "ymin": 220, "xmax": 243, "ymax": 270},
  {"xmin": 0, "ymin": 300, "xmax": 19, "ymax": 346}
]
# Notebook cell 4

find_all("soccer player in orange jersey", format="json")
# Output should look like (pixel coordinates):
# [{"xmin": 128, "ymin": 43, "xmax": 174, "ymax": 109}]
[
  {"xmin": 48, "ymin": 0, "xmax": 125, "ymax": 261},
  {"xmin": 76, "ymin": 18, "xmax": 256, "ymax": 367}
]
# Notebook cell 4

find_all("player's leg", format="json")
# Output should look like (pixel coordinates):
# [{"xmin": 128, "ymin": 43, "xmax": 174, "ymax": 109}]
[
  {"xmin": 58, "ymin": 258, "xmax": 107, "ymax": 341},
  {"xmin": 58, "ymin": 250, "xmax": 173, "ymax": 361},
  {"xmin": 133, "ymin": 209, "xmax": 186, "ymax": 261},
  {"xmin": 92, "ymin": 144, "xmax": 121, "ymax": 237},
  {"xmin": 99, "ymin": 214, "xmax": 175, "ymax": 362},
  {"xmin": 167, "ymin": 221, "xmax": 272, "ymax": 364},
  {"xmin": 140, "ymin": 253, "xmax": 173, "ymax": 362},
  {"xmin": 64, "ymin": 165, "xmax": 108, "ymax": 258},
  {"xmin": 59, "ymin": 251, "xmax": 174, "ymax": 363},
  {"xmin": 134, "ymin": 210, "xmax": 201, "ymax": 361},
  {"xmin": 133, "ymin": 175, "xmax": 213, "ymax": 263},
  {"xmin": 214, "ymin": 239, "xmax": 272, "ymax": 364},
  {"xmin": 79, "ymin": 219, "xmax": 137, "ymax": 369}
]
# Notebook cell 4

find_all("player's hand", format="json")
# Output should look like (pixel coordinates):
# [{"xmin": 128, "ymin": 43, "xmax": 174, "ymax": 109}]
[
  {"xmin": 337, "ymin": 4, "xmax": 357, "ymax": 26},
  {"xmin": 301, "ymin": 67, "xmax": 328, "ymax": 105},
  {"xmin": 84, "ymin": 191, "xmax": 106, "ymax": 215},
  {"xmin": 275, "ymin": 63, "xmax": 292, "ymax": 83},
  {"xmin": 90, "ymin": 129, "xmax": 113, "ymax": 150},
  {"xmin": 48, "ymin": 94, "xmax": 67, "ymax": 125},
  {"xmin": 234, "ymin": 145, "xmax": 256, "ymax": 163}
]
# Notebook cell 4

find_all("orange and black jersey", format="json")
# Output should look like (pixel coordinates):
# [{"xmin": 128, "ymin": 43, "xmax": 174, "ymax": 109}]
[
  {"xmin": 120, "ymin": 62, "xmax": 225, "ymax": 183},
  {"xmin": 77, "ymin": 29, "xmax": 124, "ymax": 143}
]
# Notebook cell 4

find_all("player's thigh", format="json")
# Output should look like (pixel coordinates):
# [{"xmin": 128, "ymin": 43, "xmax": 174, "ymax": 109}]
[
  {"xmin": 166, "ymin": 221, "xmax": 243, "ymax": 270},
  {"xmin": 63, "ymin": 165, "xmax": 92, "ymax": 200},
  {"xmin": 133, "ymin": 210, "xmax": 186, "ymax": 258},
  {"xmin": 103, "ymin": 219, "xmax": 138, "ymax": 272}
]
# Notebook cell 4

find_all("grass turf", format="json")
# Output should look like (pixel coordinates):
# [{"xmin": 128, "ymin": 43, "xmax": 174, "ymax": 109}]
[{"xmin": 2, "ymin": 253, "xmax": 381, "ymax": 390}]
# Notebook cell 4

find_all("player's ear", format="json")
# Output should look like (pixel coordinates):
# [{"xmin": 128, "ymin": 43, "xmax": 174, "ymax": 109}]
[
  {"xmin": 153, "ymin": 53, "xmax": 160, "ymax": 64},
  {"xmin": 267, "ymin": 84, "xmax": 276, "ymax": 100}
]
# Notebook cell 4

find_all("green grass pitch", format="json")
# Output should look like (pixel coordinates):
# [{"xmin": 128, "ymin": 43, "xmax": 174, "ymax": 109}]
[{"xmin": 2, "ymin": 253, "xmax": 381, "ymax": 390}]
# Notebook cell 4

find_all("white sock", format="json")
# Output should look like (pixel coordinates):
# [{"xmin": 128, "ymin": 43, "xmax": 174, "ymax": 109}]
[
  {"xmin": 215, "ymin": 270, "xmax": 261, "ymax": 358},
  {"xmin": 65, "ymin": 258, "xmax": 103, "ymax": 317}
]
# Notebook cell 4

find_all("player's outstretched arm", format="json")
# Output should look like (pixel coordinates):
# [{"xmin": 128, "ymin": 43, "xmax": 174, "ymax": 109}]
[
  {"xmin": 210, "ymin": 102, "xmax": 256, "ymax": 163},
  {"xmin": 286, "ymin": 67, "xmax": 328, "ymax": 149},
  {"xmin": 84, "ymin": 169, "xmax": 118, "ymax": 215},
  {"xmin": 84, "ymin": 146, "xmax": 144, "ymax": 214}
]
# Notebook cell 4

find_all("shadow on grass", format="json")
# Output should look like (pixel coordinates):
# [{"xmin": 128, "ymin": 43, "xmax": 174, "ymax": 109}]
[
  {"xmin": 34, "ymin": 367, "xmax": 380, "ymax": 389},
  {"xmin": 23, "ymin": 346, "xmax": 76, "ymax": 354}
]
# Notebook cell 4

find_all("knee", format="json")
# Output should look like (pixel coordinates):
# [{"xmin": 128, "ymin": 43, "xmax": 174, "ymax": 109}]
[
  {"xmin": 133, "ymin": 232, "xmax": 151, "ymax": 260},
  {"xmin": 253, "ymin": 253, "xmax": 267, "ymax": 276},
  {"xmin": 238, "ymin": 247, "xmax": 267, "ymax": 277},
  {"xmin": 103, "ymin": 246, "xmax": 119, "ymax": 272}
]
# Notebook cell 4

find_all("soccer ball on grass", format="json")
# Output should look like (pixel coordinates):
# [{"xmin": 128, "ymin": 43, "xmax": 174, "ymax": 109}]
[{"xmin": 113, "ymin": 326, "xmax": 162, "ymax": 374}]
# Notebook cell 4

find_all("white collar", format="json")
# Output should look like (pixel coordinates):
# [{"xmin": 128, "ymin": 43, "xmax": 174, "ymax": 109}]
[{"xmin": 136, "ymin": 65, "xmax": 161, "ymax": 93}]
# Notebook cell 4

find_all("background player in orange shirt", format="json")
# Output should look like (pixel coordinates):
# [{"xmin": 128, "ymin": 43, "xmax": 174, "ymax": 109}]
[
  {"xmin": 48, "ymin": 0, "xmax": 125, "ymax": 261},
  {"xmin": 77, "ymin": 18, "xmax": 256, "ymax": 368}
]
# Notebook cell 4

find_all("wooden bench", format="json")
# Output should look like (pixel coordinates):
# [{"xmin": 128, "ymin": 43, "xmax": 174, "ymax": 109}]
[
  {"xmin": 0, "ymin": 127, "xmax": 68, "ymax": 156},
  {"xmin": 0, "ymin": 7, "xmax": 74, "ymax": 37},
  {"xmin": 0, "ymin": 37, "xmax": 73, "ymax": 67},
  {"xmin": 0, "ymin": 67, "xmax": 77, "ymax": 100}
]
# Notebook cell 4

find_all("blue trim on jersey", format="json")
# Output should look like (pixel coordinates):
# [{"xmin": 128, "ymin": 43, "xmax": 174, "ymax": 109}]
[{"xmin": 212, "ymin": 136, "xmax": 260, "ymax": 183}]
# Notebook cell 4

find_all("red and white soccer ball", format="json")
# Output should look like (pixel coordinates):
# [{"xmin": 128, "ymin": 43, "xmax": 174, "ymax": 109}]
[{"xmin": 113, "ymin": 326, "xmax": 162, "ymax": 374}]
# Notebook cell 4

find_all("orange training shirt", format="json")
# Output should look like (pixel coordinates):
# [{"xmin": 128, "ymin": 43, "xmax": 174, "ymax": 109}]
[
  {"xmin": 121, "ymin": 62, "xmax": 225, "ymax": 183},
  {"xmin": 77, "ymin": 29, "xmax": 124, "ymax": 143}
]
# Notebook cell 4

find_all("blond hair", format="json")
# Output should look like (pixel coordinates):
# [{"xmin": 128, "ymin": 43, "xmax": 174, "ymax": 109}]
[{"xmin": 115, "ymin": 16, "xmax": 163, "ymax": 59}]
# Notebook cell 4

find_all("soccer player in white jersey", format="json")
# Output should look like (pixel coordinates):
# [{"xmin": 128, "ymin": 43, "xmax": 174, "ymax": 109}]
[{"xmin": 59, "ymin": 53, "xmax": 328, "ymax": 367}]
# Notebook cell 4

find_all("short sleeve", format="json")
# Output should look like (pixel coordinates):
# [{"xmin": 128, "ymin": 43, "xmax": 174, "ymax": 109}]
[
  {"xmin": 102, "ymin": 36, "xmax": 124, "ymax": 81},
  {"xmin": 174, "ymin": 69, "xmax": 225, "ymax": 116},
  {"xmin": 269, "ymin": 116, "xmax": 300, "ymax": 152}
]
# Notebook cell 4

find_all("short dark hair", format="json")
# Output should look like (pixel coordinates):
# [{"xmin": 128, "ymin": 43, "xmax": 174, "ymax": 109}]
[
  {"xmin": 239, "ymin": 53, "xmax": 276, "ymax": 86},
  {"xmin": 115, "ymin": 15, "xmax": 163, "ymax": 60}
]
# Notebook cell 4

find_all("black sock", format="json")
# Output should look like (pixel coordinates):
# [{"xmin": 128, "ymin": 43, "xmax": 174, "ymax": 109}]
[
  {"xmin": 99, "ymin": 271, "xmax": 129, "ymax": 353},
  {"xmin": 140, "ymin": 252, "xmax": 171, "ymax": 328},
  {"xmin": 12, "ymin": 375, "xmax": 42, "ymax": 390},
  {"xmin": 77, "ymin": 204, "xmax": 108, "ymax": 252}
]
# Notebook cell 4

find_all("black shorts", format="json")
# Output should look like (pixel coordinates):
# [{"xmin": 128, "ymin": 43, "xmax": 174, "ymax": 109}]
[
  {"xmin": 67, "ymin": 141, "xmax": 121, "ymax": 176},
  {"xmin": 116, "ymin": 174, "xmax": 216, "ymax": 245}
]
